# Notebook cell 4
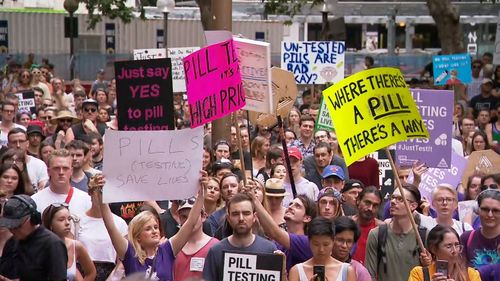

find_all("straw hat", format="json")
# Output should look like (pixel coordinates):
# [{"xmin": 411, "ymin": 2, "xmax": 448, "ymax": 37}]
[
  {"xmin": 265, "ymin": 178, "xmax": 288, "ymax": 197},
  {"xmin": 51, "ymin": 109, "xmax": 80, "ymax": 124}
]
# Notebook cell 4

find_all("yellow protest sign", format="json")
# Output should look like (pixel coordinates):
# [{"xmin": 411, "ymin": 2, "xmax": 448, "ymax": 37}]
[{"xmin": 323, "ymin": 67, "xmax": 429, "ymax": 166}]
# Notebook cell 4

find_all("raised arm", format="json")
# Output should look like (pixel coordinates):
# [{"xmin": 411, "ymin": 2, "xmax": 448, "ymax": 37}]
[
  {"xmin": 169, "ymin": 171, "xmax": 207, "ymax": 256},
  {"xmin": 90, "ymin": 174, "xmax": 128, "ymax": 259},
  {"xmin": 243, "ymin": 180, "xmax": 291, "ymax": 248}
]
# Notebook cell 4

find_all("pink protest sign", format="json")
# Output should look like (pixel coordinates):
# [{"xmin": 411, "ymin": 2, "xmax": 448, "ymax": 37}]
[{"xmin": 183, "ymin": 39, "xmax": 246, "ymax": 128}]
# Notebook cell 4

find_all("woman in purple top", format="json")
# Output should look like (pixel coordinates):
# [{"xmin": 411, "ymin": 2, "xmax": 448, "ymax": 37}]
[{"xmin": 90, "ymin": 173, "xmax": 206, "ymax": 281}]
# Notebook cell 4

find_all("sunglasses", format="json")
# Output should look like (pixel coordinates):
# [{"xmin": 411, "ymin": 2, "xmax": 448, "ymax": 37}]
[
  {"xmin": 481, "ymin": 184, "xmax": 499, "ymax": 191},
  {"xmin": 59, "ymin": 118, "xmax": 73, "ymax": 123},
  {"xmin": 177, "ymin": 197, "xmax": 196, "ymax": 206},
  {"xmin": 50, "ymin": 202, "xmax": 69, "ymax": 208},
  {"xmin": 84, "ymin": 108, "xmax": 97, "ymax": 113}
]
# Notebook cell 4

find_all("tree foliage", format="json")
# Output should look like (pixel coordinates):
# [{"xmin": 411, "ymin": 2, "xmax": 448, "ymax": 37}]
[
  {"xmin": 81, "ymin": 0, "xmax": 150, "ymax": 29},
  {"xmin": 263, "ymin": 0, "xmax": 324, "ymax": 23}
]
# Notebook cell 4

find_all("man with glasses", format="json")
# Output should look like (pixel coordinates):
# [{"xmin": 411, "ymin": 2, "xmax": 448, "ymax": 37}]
[
  {"xmin": 0, "ymin": 195, "xmax": 68, "ymax": 280},
  {"xmin": 365, "ymin": 184, "xmax": 430, "ymax": 281},
  {"xmin": 65, "ymin": 99, "xmax": 107, "ymax": 143},
  {"xmin": 460, "ymin": 189, "xmax": 500, "ymax": 270},
  {"xmin": 417, "ymin": 184, "xmax": 473, "ymax": 236},
  {"xmin": 31, "ymin": 149, "xmax": 91, "ymax": 216},
  {"xmin": 8, "ymin": 128, "xmax": 48, "ymax": 191}
]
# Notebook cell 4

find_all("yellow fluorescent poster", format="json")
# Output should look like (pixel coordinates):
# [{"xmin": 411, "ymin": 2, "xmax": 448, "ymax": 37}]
[{"xmin": 322, "ymin": 67, "xmax": 429, "ymax": 166}]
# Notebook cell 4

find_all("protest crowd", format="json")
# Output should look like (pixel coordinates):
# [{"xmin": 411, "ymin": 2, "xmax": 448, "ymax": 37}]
[{"xmin": 0, "ymin": 44, "xmax": 497, "ymax": 281}]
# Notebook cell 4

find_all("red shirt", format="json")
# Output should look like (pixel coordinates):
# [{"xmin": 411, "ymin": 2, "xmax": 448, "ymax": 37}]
[{"xmin": 352, "ymin": 219, "xmax": 377, "ymax": 265}]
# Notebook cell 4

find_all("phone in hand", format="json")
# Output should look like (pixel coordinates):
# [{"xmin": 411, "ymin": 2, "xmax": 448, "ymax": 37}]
[
  {"xmin": 436, "ymin": 260, "xmax": 448, "ymax": 277},
  {"xmin": 313, "ymin": 265, "xmax": 325, "ymax": 281}
]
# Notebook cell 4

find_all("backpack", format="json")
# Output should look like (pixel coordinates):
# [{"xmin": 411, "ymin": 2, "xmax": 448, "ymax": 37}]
[{"xmin": 376, "ymin": 223, "xmax": 427, "ymax": 273}]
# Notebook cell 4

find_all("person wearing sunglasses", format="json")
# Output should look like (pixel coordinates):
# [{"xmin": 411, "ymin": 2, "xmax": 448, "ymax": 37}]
[
  {"xmin": 42, "ymin": 203, "xmax": 96, "ymax": 281},
  {"xmin": 0, "ymin": 195, "xmax": 68, "ymax": 281},
  {"xmin": 409, "ymin": 225, "xmax": 481, "ymax": 281},
  {"xmin": 65, "ymin": 99, "xmax": 107, "ymax": 144},
  {"xmin": 48, "ymin": 109, "xmax": 80, "ymax": 149},
  {"xmin": 460, "ymin": 189, "xmax": 500, "ymax": 269},
  {"xmin": 30, "ymin": 65, "xmax": 51, "ymax": 100},
  {"xmin": 466, "ymin": 60, "xmax": 483, "ymax": 101}
]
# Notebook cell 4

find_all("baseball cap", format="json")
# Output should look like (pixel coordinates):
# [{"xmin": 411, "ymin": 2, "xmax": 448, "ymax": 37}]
[
  {"xmin": 82, "ymin": 98, "xmax": 98, "ymax": 107},
  {"xmin": 321, "ymin": 165, "xmax": 345, "ymax": 180},
  {"xmin": 481, "ymin": 78, "xmax": 493, "ymax": 85},
  {"xmin": 317, "ymin": 187, "xmax": 342, "ymax": 201},
  {"xmin": 0, "ymin": 195, "xmax": 36, "ymax": 229},
  {"xmin": 177, "ymin": 197, "xmax": 196, "ymax": 212},
  {"xmin": 26, "ymin": 124, "xmax": 45, "ymax": 139},
  {"xmin": 341, "ymin": 179, "xmax": 365, "ymax": 193},
  {"xmin": 287, "ymin": 147, "xmax": 302, "ymax": 160}
]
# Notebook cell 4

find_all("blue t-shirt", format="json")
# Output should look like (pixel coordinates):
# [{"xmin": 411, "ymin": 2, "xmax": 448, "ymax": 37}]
[{"xmin": 122, "ymin": 241, "xmax": 175, "ymax": 281}]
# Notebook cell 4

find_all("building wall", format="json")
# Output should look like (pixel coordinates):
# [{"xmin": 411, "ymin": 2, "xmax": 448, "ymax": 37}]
[{"xmin": 0, "ymin": 11, "xmax": 284, "ymax": 55}]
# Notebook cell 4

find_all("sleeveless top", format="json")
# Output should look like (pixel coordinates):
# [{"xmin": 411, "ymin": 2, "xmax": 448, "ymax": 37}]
[
  {"xmin": 67, "ymin": 240, "xmax": 77, "ymax": 281},
  {"xmin": 296, "ymin": 262, "xmax": 349, "ymax": 281}
]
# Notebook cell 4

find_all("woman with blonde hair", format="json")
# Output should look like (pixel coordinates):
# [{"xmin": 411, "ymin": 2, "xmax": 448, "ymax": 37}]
[
  {"xmin": 408, "ymin": 225, "xmax": 481, "ymax": 281},
  {"xmin": 204, "ymin": 176, "xmax": 222, "ymax": 216},
  {"xmin": 91, "ymin": 173, "xmax": 206, "ymax": 280}
]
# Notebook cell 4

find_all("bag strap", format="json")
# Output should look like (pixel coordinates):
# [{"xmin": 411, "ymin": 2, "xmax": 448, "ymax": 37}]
[
  {"xmin": 466, "ymin": 229, "xmax": 475, "ymax": 247},
  {"xmin": 65, "ymin": 187, "xmax": 74, "ymax": 204},
  {"xmin": 423, "ymin": 267, "xmax": 430, "ymax": 281},
  {"xmin": 377, "ymin": 224, "xmax": 388, "ymax": 273}
]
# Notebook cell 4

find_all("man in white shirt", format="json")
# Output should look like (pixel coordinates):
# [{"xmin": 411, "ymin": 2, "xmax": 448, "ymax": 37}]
[
  {"xmin": 282, "ymin": 146, "xmax": 319, "ymax": 207},
  {"xmin": 7, "ymin": 128, "xmax": 48, "ymax": 191},
  {"xmin": 31, "ymin": 149, "xmax": 91, "ymax": 216}
]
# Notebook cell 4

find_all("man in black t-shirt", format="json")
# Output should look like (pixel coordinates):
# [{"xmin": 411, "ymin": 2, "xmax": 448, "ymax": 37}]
[{"xmin": 0, "ymin": 195, "xmax": 67, "ymax": 281}]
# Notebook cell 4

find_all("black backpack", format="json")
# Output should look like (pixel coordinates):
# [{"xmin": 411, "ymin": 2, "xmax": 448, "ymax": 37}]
[{"xmin": 376, "ymin": 223, "xmax": 427, "ymax": 273}]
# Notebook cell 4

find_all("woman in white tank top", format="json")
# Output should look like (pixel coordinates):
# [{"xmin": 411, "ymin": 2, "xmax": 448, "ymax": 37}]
[
  {"xmin": 289, "ymin": 217, "xmax": 356, "ymax": 281},
  {"xmin": 42, "ymin": 203, "xmax": 96, "ymax": 281}
]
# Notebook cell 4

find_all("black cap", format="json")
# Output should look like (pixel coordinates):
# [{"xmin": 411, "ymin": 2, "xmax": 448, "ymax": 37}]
[
  {"xmin": 0, "ymin": 195, "xmax": 36, "ymax": 229},
  {"xmin": 341, "ymin": 179, "xmax": 365, "ymax": 193},
  {"xmin": 27, "ymin": 125, "xmax": 45, "ymax": 139}
]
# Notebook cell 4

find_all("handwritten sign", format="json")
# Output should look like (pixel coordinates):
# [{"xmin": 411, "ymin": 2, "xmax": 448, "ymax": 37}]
[
  {"xmin": 323, "ymin": 67, "xmax": 429, "ymax": 166},
  {"xmin": 413, "ymin": 152, "xmax": 468, "ymax": 204},
  {"xmin": 396, "ymin": 89, "xmax": 453, "ymax": 168},
  {"xmin": 115, "ymin": 58, "xmax": 174, "ymax": 130},
  {"xmin": 316, "ymin": 96, "xmax": 335, "ymax": 132},
  {"xmin": 183, "ymin": 39, "xmax": 246, "ymax": 128},
  {"xmin": 168, "ymin": 47, "xmax": 200, "ymax": 92},
  {"xmin": 133, "ymin": 48, "xmax": 166, "ymax": 60},
  {"xmin": 223, "ymin": 252, "xmax": 282, "ymax": 281},
  {"xmin": 234, "ymin": 37, "xmax": 272, "ymax": 114},
  {"xmin": 458, "ymin": 200, "xmax": 477, "ymax": 222},
  {"xmin": 281, "ymin": 41, "xmax": 345, "ymax": 84},
  {"xmin": 15, "ymin": 90, "xmax": 35, "ymax": 114},
  {"xmin": 432, "ymin": 53, "xmax": 472, "ymax": 86},
  {"xmin": 102, "ymin": 128, "xmax": 203, "ymax": 203}
]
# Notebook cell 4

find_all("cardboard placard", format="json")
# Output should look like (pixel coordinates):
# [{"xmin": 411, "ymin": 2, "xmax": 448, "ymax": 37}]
[
  {"xmin": 432, "ymin": 53, "xmax": 472, "ymax": 86},
  {"xmin": 396, "ymin": 89, "xmax": 454, "ymax": 169},
  {"xmin": 115, "ymin": 58, "xmax": 174, "ymax": 131},
  {"xmin": 315, "ymin": 96, "xmax": 335, "ymax": 132},
  {"xmin": 223, "ymin": 251, "xmax": 282, "ymax": 281},
  {"xmin": 249, "ymin": 67, "xmax": 298, "ymax": 127},
  {"xmin": 461, "ymin": 150, "xmax": 500, "ymax": 187},
  {"xmin": 234, "ymin": 37, "xmax": 272, "ymax": 114},
  {"xmin": 102, "ymin": 128, "xmax": 203, "ymax": 203},
  {"xmin": 281, "ymin": 41, "xmax": 345, "ymax": 85},
  {"xmin": 183, "ymin": 39, "xmax": 246, "ymax": 128},
  {"xmin": 323, "ymin": 67, "xmax": 430, "ymax": 166}
]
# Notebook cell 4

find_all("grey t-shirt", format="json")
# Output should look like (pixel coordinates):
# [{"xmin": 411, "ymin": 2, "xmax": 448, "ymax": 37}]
[{"xmin": 203, "ymin": 235, "xmax": 277, "ymax": 281}]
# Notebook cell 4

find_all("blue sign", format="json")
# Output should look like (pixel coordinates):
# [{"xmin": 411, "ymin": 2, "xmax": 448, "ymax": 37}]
[{"xmin": 432, "ymin": 53, "xmax": 472, "ymax": 86}]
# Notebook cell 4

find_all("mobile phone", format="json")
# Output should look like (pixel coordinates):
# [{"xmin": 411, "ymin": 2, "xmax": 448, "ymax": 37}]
[
  {"xmin": 436, "ymin": 260, "xmax": 448, "ymax": 277},
  {"xmin": 313, "ymin": 265, "xmax": 325, "ymax": 281}
]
